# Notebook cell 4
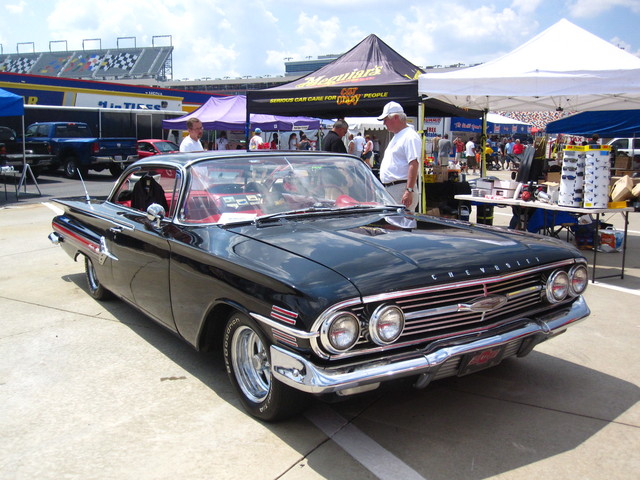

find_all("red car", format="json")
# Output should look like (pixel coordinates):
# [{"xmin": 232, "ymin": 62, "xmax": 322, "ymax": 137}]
[{"xmin": 137, "ymin": 139, "xmax": 179, "ymax": 158}]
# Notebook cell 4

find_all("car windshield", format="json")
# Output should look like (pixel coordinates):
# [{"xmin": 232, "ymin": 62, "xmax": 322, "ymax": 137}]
[
  {"xmin": 156, "ymin": 141, "xmax": 179, "ymax": 152},
  {"xmin": 180, "ymin": 154, "xmax": 397, "ymax": 224}
]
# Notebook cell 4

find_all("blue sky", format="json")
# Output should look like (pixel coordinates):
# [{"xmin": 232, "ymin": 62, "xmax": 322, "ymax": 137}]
[{"xmin": 2, "ymin": 0, "xmax": 639, "ymax": 80}]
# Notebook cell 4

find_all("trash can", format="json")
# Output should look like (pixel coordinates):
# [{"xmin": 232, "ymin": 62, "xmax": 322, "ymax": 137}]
[{"xmin": 476, "ymin": 205, "xmax": 494, "ymax": 225}]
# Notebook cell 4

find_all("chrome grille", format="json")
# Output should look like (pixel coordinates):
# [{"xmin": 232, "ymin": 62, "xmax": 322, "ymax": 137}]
[{"xmin": 395, "ymin": 271, "xmax": 542, "ymax": 342}]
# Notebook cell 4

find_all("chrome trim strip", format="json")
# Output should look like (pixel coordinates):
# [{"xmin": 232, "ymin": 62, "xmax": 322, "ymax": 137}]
[
  {"xmin": 271, "ymin": 296, "xmax": 590, "ymax": 394},
  {"xmin": 251, "ymin": 313, "xmax": 319, "ymax": 340}
]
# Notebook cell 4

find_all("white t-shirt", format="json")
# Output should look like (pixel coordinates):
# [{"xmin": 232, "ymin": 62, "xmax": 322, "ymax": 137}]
[
  {"xmin": 465, "ymin": 140, "xmax": 475, "ymax": 157},
  {"xmin": 180, "ymin": 136, "xmax": 203, "ymax": 152},
  {"xmin": 353, "ymin": 135, "xmax": 366, "ymax": 154},
  {"xmin": 216, "ymin": 137, "xmax": 228, "ymax": 150},
  {"xmin": 249, "ymin": 135, "xmax": 263, "ymax": 150},
  {"xmin": 379, "ymin": 126, "xmax": 421, "ymax": 184}
]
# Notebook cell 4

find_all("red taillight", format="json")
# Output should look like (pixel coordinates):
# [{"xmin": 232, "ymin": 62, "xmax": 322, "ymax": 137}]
[
  {"xmin": 92, "ymin": 142, "xmax": 99, "ymax": 153},
  {"xmin": 0, "ymin": 145, "xmax": 6, "ymax": 155}
]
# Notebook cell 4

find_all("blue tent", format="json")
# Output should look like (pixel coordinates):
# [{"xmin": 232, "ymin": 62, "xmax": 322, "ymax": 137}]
[
  {"xmin": 0, "ymin": 88, "xmax": 24, "ymax": 117},
  {"xmin": 546, "ymin": 110, "xmax": 640, "ymax": 137}
]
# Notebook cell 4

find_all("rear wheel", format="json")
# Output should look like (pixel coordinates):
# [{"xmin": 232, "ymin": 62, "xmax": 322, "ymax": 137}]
[
  {"xmin": 63, "ymin": 157, "xmax": 88, "ymax": 179},
  {"xmin": 109, "ymin": 164, "xmax": 123, "ymax": 178},
  {"xmin": 223, "ymin": 312, "xmax": 307, "ymax": 421},
  {"xmin": 84, "ymin": 257, "xmax": 113, "ymax": 300}
]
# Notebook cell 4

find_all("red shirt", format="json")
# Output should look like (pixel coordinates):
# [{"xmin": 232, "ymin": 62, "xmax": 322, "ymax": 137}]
[{"xmin": 513, "ymin": 143, "xmax": 525, "ymax": 155}]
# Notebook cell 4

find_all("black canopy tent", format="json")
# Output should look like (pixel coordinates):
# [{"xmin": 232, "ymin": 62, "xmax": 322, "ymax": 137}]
[{"xmin": 247, "ymin": 34, "xmax": 481, "ymax": 119}]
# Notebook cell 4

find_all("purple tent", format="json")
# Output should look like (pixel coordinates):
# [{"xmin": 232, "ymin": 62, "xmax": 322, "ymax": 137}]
[{"xmin": 162, "ymin": 95, "xmax": 320, "ymax": 131}]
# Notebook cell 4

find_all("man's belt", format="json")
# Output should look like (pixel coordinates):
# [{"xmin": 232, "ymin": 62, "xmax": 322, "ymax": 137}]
[{"xmin": 383, "ymin": 180, "xmax": 407, "ymax": 187}]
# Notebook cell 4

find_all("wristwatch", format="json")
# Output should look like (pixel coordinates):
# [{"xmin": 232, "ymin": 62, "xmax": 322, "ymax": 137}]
[{"xmin": 406, "ymin": 187, "xmax": 415, "ymax": 193}]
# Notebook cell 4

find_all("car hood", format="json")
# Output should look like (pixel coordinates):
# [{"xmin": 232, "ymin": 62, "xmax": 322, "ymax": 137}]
[{"xmin": 228, "ymin": 212, "xmax": 582, "ymax": 296}]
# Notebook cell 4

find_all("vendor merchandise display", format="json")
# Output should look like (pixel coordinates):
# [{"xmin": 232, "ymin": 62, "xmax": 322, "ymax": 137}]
[{"xmin": 559, "ymin": 145, "xmax": 611, "ymax": 208}]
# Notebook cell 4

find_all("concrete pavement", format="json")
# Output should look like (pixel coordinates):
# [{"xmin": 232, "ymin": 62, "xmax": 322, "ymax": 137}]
[{"xmin": 0, "ymin": 199, "xmax": 638, "ymax": 480}]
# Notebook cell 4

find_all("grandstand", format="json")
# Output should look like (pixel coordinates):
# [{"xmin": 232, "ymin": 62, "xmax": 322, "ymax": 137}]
[{"xmin": 0, "ymin": 44, "xmax": 173, "ymax": 81}]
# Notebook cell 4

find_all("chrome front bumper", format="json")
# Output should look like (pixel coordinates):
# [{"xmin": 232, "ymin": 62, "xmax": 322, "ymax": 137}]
[{"xmin": 271, "ymin": 296, "xmax": 590, "ymax": 395}]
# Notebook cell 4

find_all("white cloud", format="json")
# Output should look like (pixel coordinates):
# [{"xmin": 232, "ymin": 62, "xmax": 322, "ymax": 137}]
[
  {"xmin": 6, "ymin": 1, "xmax": 26, "ymax": 14},
  {"xmin": 567, "ymin": 0, "xmax": 640, "ymax": 18}
]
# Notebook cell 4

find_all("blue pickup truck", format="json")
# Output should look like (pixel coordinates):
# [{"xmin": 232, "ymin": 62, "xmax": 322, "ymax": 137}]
[{"xmin": 24, "ymin": 122, "xmax": 138, "ymax": 179}]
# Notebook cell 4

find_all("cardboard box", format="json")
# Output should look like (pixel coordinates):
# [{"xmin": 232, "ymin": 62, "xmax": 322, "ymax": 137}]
[
  {"xmin": 633, "ymin": 183, "xmax": 640, "ymax": 198},
  {"xmin": 432, "ymin": 165, "xmax": 448, "ymax": 182},
  {"xmin": 546, "ymin": 172, "xmax": 561, "ymax": 183},
  {"xmin": 476, "ymin": 178, "xmax": 494, "ymax": 190},
  {"xmin": 614, "ymin": 154, "xmax": 631, "ymax": 170},
  {"xmin": 610, "ymin": 175, "xmax": 635, "ymax": 202}
]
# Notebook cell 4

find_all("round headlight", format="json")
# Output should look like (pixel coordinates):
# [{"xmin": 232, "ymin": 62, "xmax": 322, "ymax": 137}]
[
  {"xmin": 569, "ymin": 264, "xmax": 588, "ymax": 296},
  {"xmin": 321, "ymin": 312, "xmax": 360, "ymax": 354},
  {"xmin": 545, "ymin": 270, "xmax": 570, "ymax": 303},
  {"xmin": 370, "ymin": 305, "xmax": 405, "ymax": 345}
]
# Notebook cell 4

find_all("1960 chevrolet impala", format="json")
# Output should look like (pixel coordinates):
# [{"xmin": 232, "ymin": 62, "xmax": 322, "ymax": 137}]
[{"xmin": 49, "ymin": 151, "xmax": 590, "ymax": 421}]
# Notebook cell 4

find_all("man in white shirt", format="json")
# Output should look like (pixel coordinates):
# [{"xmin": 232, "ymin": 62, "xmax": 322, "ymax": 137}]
[
  {"xmin": 353, "ymin": 132, "xmax": 366, "ymax": 157},
  {"xmin": 179, "ymin": 118, "xmax": 204, "ymax": 152},
  {"xmin": 249, "ymin": 128, "xmax": 263, "ymax": 150},
  {"xmin": 378, "ymin": 101, "xmax": 420, "ymax": 212}
]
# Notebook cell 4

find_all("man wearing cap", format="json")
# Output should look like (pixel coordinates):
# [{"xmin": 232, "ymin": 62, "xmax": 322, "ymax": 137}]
[
  {"xmin": 179, "ymin": 117, "xmax": 204, "ymax": 152},
  {"xmin": 378, "ymin": 101, "xmax": 421, "ymax": 212},
  {"xmin": 322, "ymin": 119, "xmax": 349, "ymax": 153},
  {"xmin": 249, "ymin": 128, "xmax": 263, "ymax": 150}
]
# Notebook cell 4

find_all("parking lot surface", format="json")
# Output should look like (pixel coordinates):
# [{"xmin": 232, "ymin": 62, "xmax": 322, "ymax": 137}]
[{"xmin": 0, "ymin": 178, "xmax": 638, "ymax": 480}]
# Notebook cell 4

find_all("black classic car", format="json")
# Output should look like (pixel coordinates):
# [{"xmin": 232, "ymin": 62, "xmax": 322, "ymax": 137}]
[{"xmin": 49, "ymin": 151, "xmax": 590, "ymax": 421}]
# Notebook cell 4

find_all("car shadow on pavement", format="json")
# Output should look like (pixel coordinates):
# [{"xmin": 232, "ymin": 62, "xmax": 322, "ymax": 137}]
[{"xmin": 66, "ymin": 271, "xmax": 640, "ymax": 480}]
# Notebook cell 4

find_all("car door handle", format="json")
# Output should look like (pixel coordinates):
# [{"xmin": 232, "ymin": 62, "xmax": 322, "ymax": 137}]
[{"xmin": 109, "ymin": 226, "xmax": 124, "ymax": 234}]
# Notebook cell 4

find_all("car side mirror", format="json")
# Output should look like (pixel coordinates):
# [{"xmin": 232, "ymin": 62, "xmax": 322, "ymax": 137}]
[{"xmin": 146, "ymin": 203, "xmax": 166, "ymax": 228}]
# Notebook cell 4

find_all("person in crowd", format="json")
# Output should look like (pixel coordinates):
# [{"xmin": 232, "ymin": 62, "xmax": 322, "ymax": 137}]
[
  {"xmin": 249, "ymin": 128, "xmax": 263, "ymax": 150},
  {"xmin": 216, "ymin": 131, "xmax": 229, "ymax": 150},
  {"xmin": 431, "ymin": 134, "xmax": 441, "ymax": 163},
  {"xmin": 298, "ymin": 133, "xmax": 311, "ymax": 150},
  {"xmin": 437, "ymin": 133, "xmax": 452, "ymax": 166},
  {"xmin": 353, "ymin": 132, "xmax": 366, "ymax": 158},
  {"xmin": 270, "ymin": 133, "xmax": 279, "ymax": 150},
  {"xmin": 347, "ymin": 133, "xmax": 355, "ymax": 155},
  {"xmin": 179, "ymin": 117, "xmax": 204, "ymax": 152},
  {"xmin": 453, "ymin": 136, "xmax": 465, "ymax": 166},
  {"xmin": 465, "ymin": 137, "xmax": 477, "ymax": 174},
  {"xmin": 372, "ymin": 135, "xmax": 380, "ymax": 156},
  {"xmin": 362, "ymin": 134, "xmax": 374, "ymax": 167},
  {"xmin": 288, "ymin": 133, "xmax": 298, "ymax": 150},
  {"xmin": 583, "ymin": 133, "xmax": 600, "ymax": 146},
  {"xmin": 322, "ymin": 119, "xmax": 349, "ymax": 153},
  {"xmin": 505, "ymin": 137, "xmax": 515, "ymax": 169},
  {"xmin": 377, "ymin": 101, "xmax": 420, "ymax": 212}
]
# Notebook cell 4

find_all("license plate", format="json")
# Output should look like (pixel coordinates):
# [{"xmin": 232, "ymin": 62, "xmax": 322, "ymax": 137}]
[
  {"xmin": 458, "ymin": 345, "xmax": 506, "ymax": 376},
  {"xmin": 114, "ymin": 155, "xmax": 123, "ymax": 161}
]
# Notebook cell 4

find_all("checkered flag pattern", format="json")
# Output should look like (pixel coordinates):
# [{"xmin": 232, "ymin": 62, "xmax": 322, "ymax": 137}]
[
  {"xmin": 100, "ymin": 53, "xmax": 139, "ymax": 71},
  {"xmin": 0, "ymin": 57, "xmax": 36, "ymax": 74}
]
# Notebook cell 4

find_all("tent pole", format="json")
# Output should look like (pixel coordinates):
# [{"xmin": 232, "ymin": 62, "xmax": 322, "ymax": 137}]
[
  {"xmin": 480, "ymin": 109, "xmax": 488, "ymax": 177},
  {"xmin": 17, "ymin": 114, "xmax": 41, "ymax": 197},
  {"xmin": 418, "ymin": 101, "xmax": 425, "ymax": 214},
  {"xmin": 245, "ymin": 103, "xmax": 250, "ymax": 151}
]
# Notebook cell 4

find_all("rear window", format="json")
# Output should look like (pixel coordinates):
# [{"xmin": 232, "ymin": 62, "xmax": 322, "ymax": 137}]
[{"xmin": 54, "ymin": 124, "xmax": 93, "ymax": 138}]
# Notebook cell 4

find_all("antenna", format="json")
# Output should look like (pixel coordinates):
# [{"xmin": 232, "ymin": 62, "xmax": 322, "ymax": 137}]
[{"xmin": 76, "ymin": 168, "xmax": 92, "ymax": 203}]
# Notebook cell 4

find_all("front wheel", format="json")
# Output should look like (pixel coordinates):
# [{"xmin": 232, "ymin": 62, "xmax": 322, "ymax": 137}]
[
  {"xmin": 223, "ymin": 312, "xmax": 307, "ymax": 421},
  {"xmin": 84, "ymin": 257, "xmax": 113, "ymax": 300}
]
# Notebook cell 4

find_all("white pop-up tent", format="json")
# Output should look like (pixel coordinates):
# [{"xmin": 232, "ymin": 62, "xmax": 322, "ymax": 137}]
[{"xmin": 418, "ymin": 19, "xmax": 640, "ymax": 112}]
